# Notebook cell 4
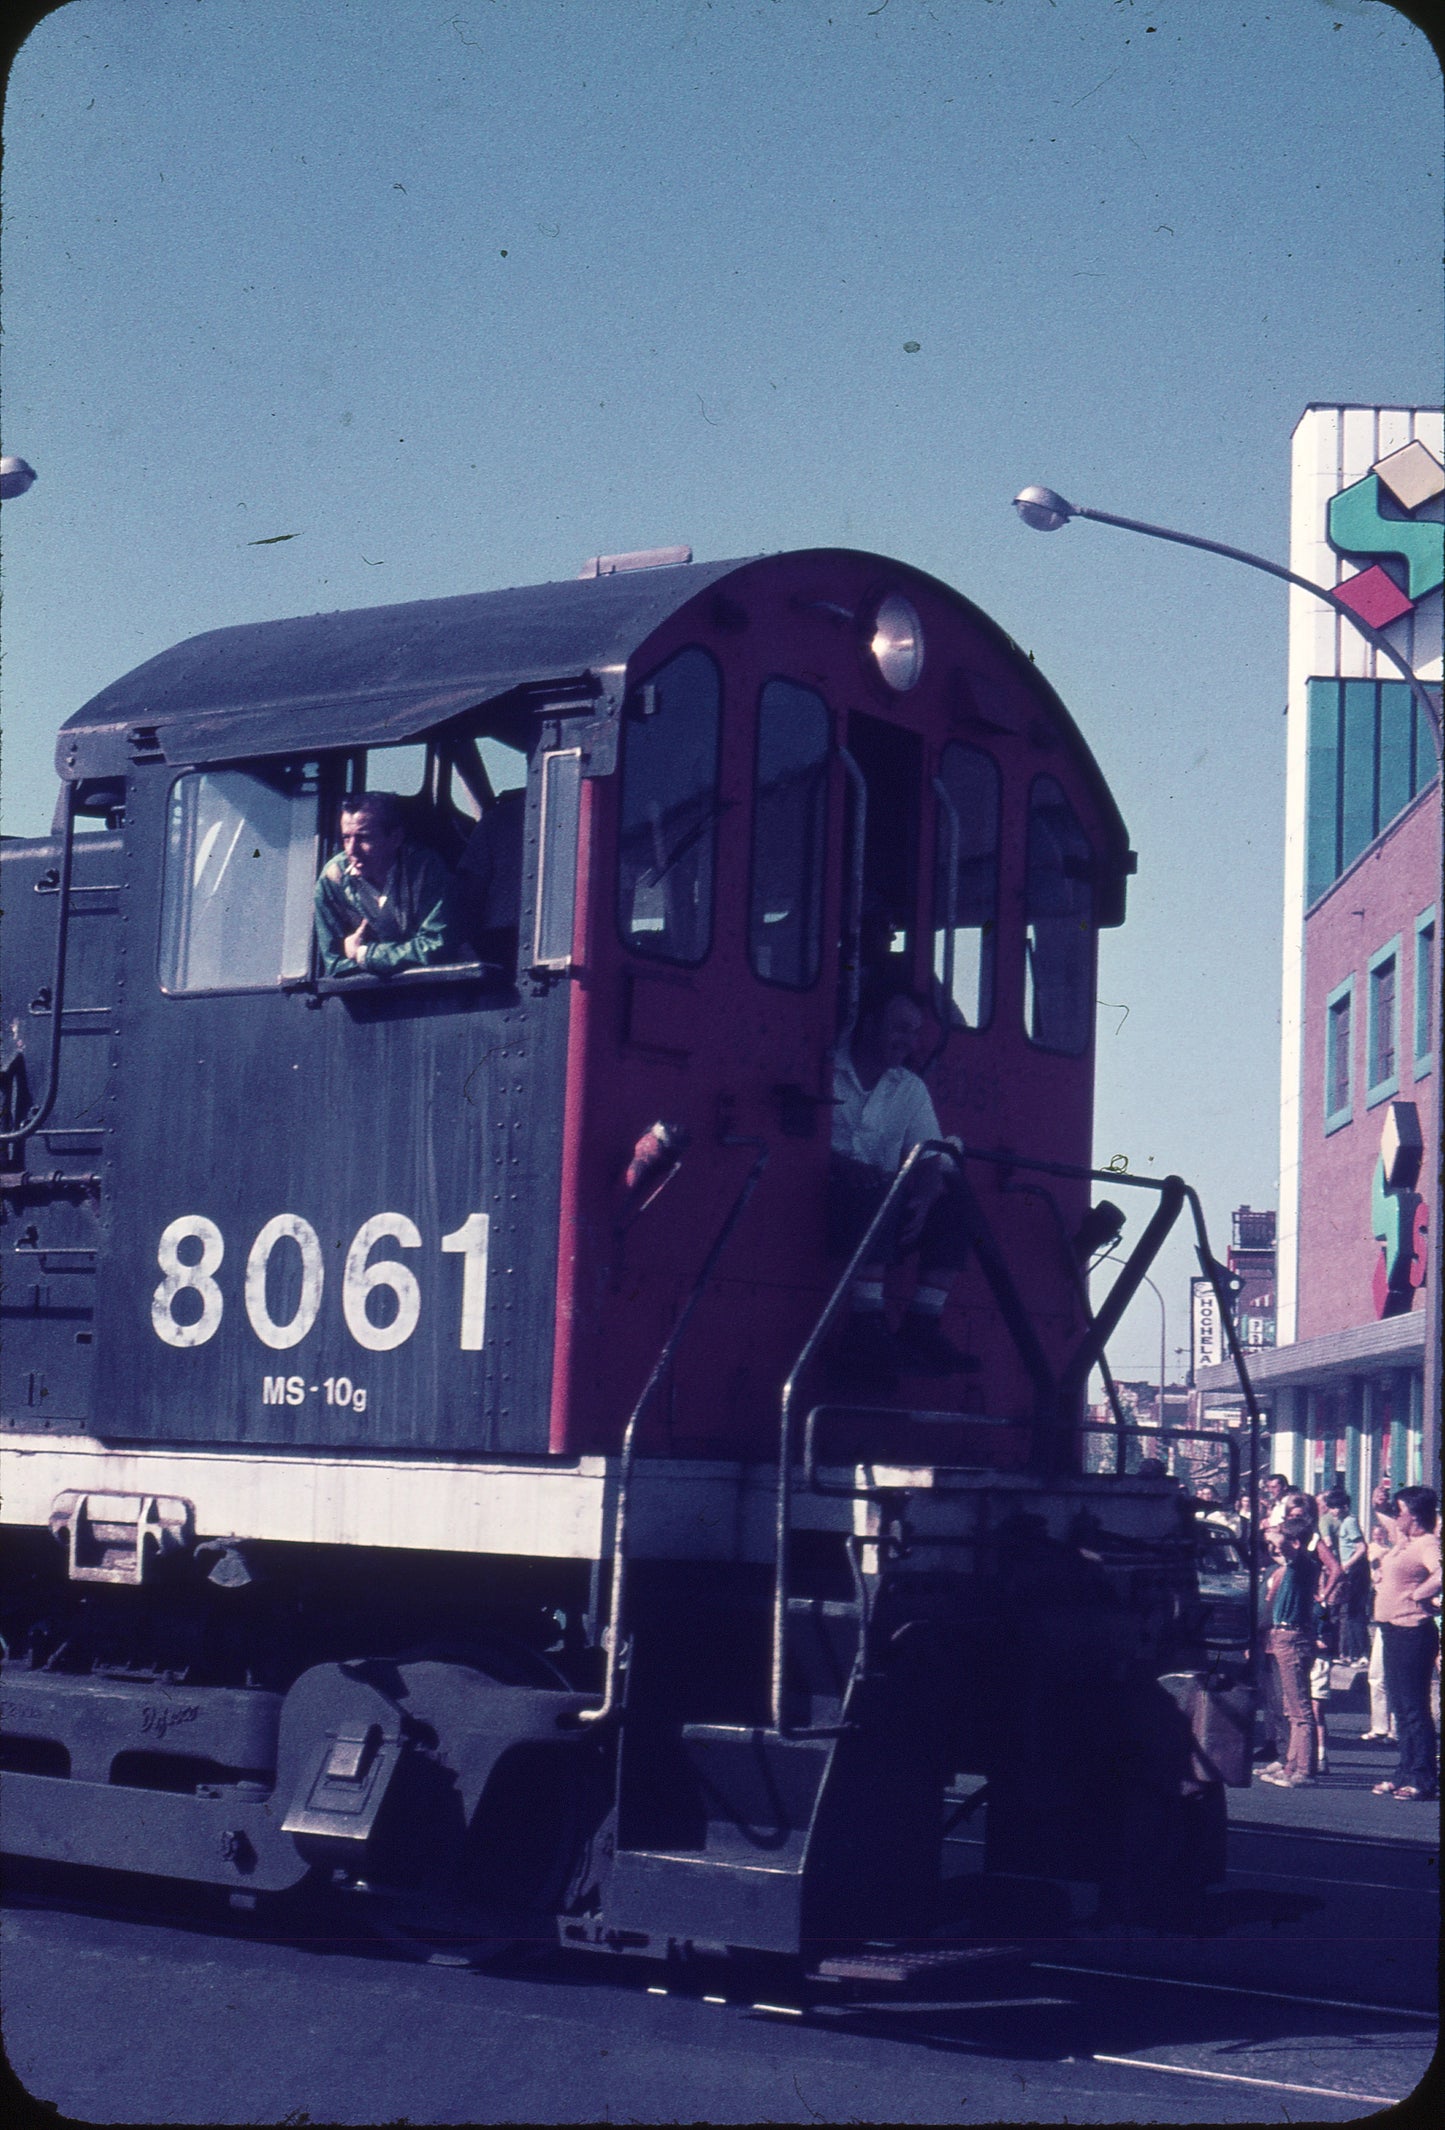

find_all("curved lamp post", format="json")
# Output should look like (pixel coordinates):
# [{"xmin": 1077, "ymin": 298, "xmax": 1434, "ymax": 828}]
[
  {"xmin": 1013, "ymin": 485, "xmax": 1441, "ymax": 753},
  {"xmin": 1014, "ymin": 481, "xmax": 1442, "ymax": 1488}
]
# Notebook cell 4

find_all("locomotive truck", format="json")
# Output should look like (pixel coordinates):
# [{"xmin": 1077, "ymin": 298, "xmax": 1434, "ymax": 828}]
[{"xmin": 1, "ymin": 544, "xmax": 1258, "ymax": 1977}]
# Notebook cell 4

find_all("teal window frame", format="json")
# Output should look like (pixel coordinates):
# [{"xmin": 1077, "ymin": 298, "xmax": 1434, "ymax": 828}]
[
  {"xmin": 1414, "ymin": 906, "xmax": 1436, "ymax": 1077},
  {"xmin": 1324, "ymin": 975, "xmax": 1354, "ymax": 1134},
  {"xmin": 1365, "ymin": 936, "xmax": 1401, "ymax": 1107}
]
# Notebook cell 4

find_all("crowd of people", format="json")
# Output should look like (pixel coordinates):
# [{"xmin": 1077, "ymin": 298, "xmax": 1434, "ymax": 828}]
[{"xmin": 1230, "ymin": 1474, "xmax": 1441, "ymax": 1801}]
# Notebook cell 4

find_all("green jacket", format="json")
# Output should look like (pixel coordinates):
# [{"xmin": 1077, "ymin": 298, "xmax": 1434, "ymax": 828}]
[{"xmin": 314, "ymin": 843, "xmax": 461, "ymax": 977}]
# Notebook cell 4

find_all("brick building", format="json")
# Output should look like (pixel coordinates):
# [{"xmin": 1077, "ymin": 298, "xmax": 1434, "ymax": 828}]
[{"xmin": 1197, "ymin": 405, "xmax": 1441, "ymax": 1504}]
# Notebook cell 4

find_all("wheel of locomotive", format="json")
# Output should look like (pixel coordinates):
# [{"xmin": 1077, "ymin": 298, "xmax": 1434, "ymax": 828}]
[{"xmin": 350, "ymin": 1647, "xmax": 604, "ymax": 1968}]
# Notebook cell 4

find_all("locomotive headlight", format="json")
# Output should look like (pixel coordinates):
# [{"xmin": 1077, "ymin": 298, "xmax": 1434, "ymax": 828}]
[{"xmin": 869, "ymin": 592, "xmax": 924, "ymax": 692}]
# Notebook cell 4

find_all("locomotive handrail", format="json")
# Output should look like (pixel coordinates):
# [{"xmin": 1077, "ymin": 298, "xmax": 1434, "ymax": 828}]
[
  {"xmin": 769, "ymin": 1142, "xmax": 1265, "ymax": 1732},
  {"xmin": 1058, "ymin": 1177, "xmax": 1188, "ymax": 1401},
  {"xmin": 1075, "ymin": 1423, "xmax": 1242, "ymax": 1501},
  {"xmin": 8, "ymin": 787, "xmax": 79, "ymax": 1148},
  {"xmin": 576, "ymin": 1135, "xmax": 771, "ymax": 1731},
  {"xmin": 836, "ymin": 747, "xmax": 868, "ymax": 1039},
  {"xmin": 939, "ymin": 1146, "xmax": 1266, "ymax": 1641},
  {"xmin": 772, "ymin": 1138, "xmax": 1057, "ymax": 1734},
  {"xmin": 771, "ymin": 1140, "xmax": 946, "ymax": 1736},
  {"xmin": 1000, "ymin": 1175, "xmax": 1129, "ymax": 1442}
]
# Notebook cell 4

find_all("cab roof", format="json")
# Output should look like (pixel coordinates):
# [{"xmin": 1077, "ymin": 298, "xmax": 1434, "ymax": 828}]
[
  {"xmin": 58, "ymin": 555, "xmax": 744, "ymax": 780},
  {"xmin": 56, "ymin": 548, "xmax": 1131, "ymax": 903}
]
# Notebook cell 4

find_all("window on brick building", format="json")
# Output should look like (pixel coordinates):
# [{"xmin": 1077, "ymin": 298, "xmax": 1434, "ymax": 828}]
[
  {"xmin": 1325, "ymin": 977, "xmax": 1353, "ymax": 1132},
  {"xmin": 1415, "ymin": 909, "xmax": 1436, "ymax": 1075},
  {"xmin": 1367, "ymin": 939, "xmax": 1400, "ymax": 1104}
]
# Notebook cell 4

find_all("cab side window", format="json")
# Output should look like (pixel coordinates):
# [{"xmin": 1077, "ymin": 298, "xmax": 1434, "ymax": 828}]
[
  {"xmin": 1024, "ymin": 775, "xmax": 1094, "ymax": 1055},
  {"xmin": 749, "ymin": 679, "xmax": 830, "ymax": 988},
  {"xmin": 932, "ymin": 742, "xmax": 999, "ymax": 1028},
  {"xmin": 617, "ymin": 647, "xmax": 722, "ymax": 965},
  {"xmin": 159, "ymin": 767, "xmax": 318, "ymax": 994}
]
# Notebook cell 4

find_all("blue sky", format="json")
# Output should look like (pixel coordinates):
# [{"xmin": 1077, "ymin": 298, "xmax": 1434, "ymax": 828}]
[{"xmin": 2, "ymin": 0, "xmax": 1440, "ymax": 1375}]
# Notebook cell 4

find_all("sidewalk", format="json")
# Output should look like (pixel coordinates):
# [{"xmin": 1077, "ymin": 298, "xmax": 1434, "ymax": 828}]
[{"xmin": 1230, "ymin": 1663, "xmax": 1440, "ymax": 1849}]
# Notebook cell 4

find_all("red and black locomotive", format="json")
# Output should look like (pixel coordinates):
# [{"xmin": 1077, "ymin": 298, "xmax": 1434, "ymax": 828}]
[{"xmin": 1, "ymin": 545, "xmax": 1256, "ymax": 1974}]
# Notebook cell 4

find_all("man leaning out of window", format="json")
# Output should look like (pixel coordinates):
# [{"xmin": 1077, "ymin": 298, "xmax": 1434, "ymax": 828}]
[{"xmin": 314, "ymin": 790, "xmax": 461, "ymax": 976}]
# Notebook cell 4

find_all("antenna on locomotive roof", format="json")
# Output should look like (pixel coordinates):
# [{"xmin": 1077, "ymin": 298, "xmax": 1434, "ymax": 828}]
[{"xmin": 578, "ymin": 543, "xmax": 692, "ymax": 579}]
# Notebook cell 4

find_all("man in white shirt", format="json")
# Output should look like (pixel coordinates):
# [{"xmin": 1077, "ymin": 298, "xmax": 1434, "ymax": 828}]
[{"xmin": 829, "ymin": 986, "xmax": 971, "ymax": 1384}]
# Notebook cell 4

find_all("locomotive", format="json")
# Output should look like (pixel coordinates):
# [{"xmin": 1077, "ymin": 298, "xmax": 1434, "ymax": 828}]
[{"xmin": 1, "ymin": 544, "xmax": 1258, "ymax": 1976}]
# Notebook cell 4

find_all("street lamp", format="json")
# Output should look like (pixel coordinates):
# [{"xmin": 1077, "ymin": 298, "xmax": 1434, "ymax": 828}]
[
  {"xmin": 1015, "ymin": 479, "xmax": 1442, "ymax": 1488},
  {"xmin": 1141, "ymin": 1269, "xmax": 1168, "ymax": 1437},
  {"xmin": 0, "ymin": 456, "xmax": 38, "ymax": 499},
  {"xmin": 1012, "ymin": 485, "xmax": 1442, "ymax": 752}
]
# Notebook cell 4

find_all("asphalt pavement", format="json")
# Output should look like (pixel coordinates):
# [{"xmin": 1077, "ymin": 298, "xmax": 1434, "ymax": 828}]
[
  {"xmin": 1231, "ymin": 1661, "xmax": 1441, "ymax": 1848},
  {"xmin": 1, "ymin": 1664, "xmax": 1436, "ymax": 2125}
]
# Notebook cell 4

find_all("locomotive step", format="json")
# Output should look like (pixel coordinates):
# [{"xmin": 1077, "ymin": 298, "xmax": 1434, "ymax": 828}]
[{"xmin": 808, "ymin": 1941, "xmax": 1029, "ymax": 1987}]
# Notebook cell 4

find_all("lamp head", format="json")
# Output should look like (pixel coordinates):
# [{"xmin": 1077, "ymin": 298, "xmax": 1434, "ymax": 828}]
[
  {"xmin": 1013, "ymin": 484, "xmax": 1075, "ymax": 532},
  {"xmin": 1073, "ymin": 1199, "xmax": 1126, "ymax": 1262}
]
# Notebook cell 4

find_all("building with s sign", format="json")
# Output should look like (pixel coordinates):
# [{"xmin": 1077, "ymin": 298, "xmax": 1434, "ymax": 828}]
[{"xmin": 1198, "ymin": 405, "xmax": 1441, "ymax": 1504}]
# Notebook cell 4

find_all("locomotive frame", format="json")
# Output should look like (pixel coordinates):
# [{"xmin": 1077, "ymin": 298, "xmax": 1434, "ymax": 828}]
[{"xmin": 1, "ymin": 546, "xmax": 1261, "ymax": 1975}]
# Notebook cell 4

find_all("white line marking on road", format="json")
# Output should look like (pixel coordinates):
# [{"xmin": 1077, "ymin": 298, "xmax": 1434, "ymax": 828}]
[
  {"xmin": 645, "ymin": 1986, "xmax": 668, "ymax": 1996},
  {"xmin": 753, "ymin": 2003, "xmax": 803, "ymax": 2016},
  {"xmin": 1233, "ymin": 1866, "xmax": 1429, "ymax": 1893},
  {"xmin": 1034, "ymin": 1961, "xmax": 1436, "ymax": 2022},
  {"xmin": 1091, "ymin": 2054, "xmax": 1403, "ymax": 2107},
  {"xmin": 812, "ymin": 1997, "xmax": 1071, "ymax": 2016},
  {"xmin": 702, "ymin": 1995, "xmax": 726, "ymax": 2005}
]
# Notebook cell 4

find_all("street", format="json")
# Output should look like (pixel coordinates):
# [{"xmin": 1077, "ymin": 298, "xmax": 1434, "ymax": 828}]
[{"xmin": 4, "ymin": 1706, "xmax": 1436, "ymax": 2126}]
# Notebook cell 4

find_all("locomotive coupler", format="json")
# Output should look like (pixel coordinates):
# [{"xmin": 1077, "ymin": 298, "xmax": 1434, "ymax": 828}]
[{"xmin": 48, "ymin": 1490, "xmax": 194, "ymax": 1586}]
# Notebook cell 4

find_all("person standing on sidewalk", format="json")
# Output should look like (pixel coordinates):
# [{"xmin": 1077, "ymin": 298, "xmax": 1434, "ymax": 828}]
[
  {"xmin": 1261, "ymin": 1515, "xmax": 1341, "ymax": 1787},
  {"xmin": 1372, "ymin": 1487, "xmax": 1442, "ymax": 1804},
  {"xmin": 1363, "ymin": 1485, "xmax": 1402, "ymax": 1745},
  {"xmin": 1261, "ymin": 1473, "xmax": 1292, "ymax": 1533},
  {"xmin": 1324, "ymin": 1486, "xmax": 1370, "ymax": 1664}
]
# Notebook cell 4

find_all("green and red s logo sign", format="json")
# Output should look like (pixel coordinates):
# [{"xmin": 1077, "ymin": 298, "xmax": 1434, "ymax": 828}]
[{"xmin": 1328, "ymin": 438, "xmax": 1444, "ymax": 633}]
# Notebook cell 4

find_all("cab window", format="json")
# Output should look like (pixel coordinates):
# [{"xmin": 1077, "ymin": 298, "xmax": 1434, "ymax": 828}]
[
  {"xmin": 617, "ymin": 647, "xmax": 723, "ymax": 965},
  {"xmin": 846, "ymin": 711, "xmax": 921, "ymax": 985},
  {"xmin": 1024, "ymin": 775, "xmax": 1094, "ymax": 1055},
  {"xmin": 355, "ymin": 742, "xmax": 427, "ymax": 800},
  {"xmin": 451, "ymin": 733, "xmax": 529, "ymax": 975},
  {"xmin": 932, "ymin": 742, "xmax": 999, "ymax": 1028},
  {"xmin": 749, "ymin": 679, "xmax": 830, "ymax": 989},
  {"xmin": 343, "ymin": 741, "xmax": 470, "ymax": 869},
  {"xmin": 160, "ymin": 766, "xmax": 319, "ymax": 994}
]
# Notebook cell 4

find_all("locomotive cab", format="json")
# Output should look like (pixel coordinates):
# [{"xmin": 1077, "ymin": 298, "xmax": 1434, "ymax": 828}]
[{"xmin": 1, "ymin": 549, "xmax": 1254, "ymax": 1974}]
